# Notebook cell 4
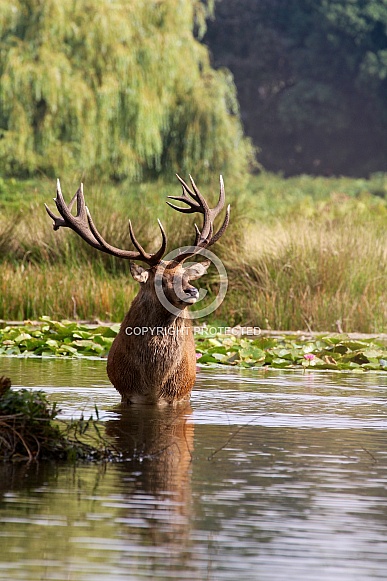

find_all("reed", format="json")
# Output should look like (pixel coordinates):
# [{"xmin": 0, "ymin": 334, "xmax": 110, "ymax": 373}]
[{"xmin": 0, "ymin": 173, "xmax": 386, "ymax": 331}]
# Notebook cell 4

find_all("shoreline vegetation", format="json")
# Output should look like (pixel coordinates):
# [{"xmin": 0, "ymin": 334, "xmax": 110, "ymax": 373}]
[
  {"xmin": 1, "ymin": 172, "xmax": 386, "ymax": 333},
  {"xmin": 0, "ymin": 376, "xmax": 119, "ymax": 462}
]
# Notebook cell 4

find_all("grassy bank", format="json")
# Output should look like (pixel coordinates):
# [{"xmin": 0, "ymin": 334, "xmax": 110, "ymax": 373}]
[{"xmin": 0, "ymin": 172, "xmax": 386, "ymax": 332}]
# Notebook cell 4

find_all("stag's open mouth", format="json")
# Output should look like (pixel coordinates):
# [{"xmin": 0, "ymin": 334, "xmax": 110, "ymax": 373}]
[{"xmin": 183, "ymin": 287, "xmax": 199, "ymax": 304}]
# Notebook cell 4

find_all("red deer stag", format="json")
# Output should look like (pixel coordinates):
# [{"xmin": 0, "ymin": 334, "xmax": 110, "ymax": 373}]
[{"xmin": 45, "ymin": 175, "xmax": 229, "ymax": 405}]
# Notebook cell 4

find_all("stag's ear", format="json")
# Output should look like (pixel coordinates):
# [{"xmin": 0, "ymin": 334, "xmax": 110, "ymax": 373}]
[
  {"xmin": 130, "ymin": 262, "xmax": 149, "ymax": 284},
  {"xmin": 184, "ymin": 260, "xmax": 211, "ymax": 281}
]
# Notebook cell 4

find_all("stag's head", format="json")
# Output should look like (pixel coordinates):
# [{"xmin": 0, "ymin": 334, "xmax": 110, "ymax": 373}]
[
  {"xmin": 129, "ymin": 259, "xmax": 211, "ymax": 310},
  {"xmin": 45, "ymin": 175, "xmax": 230, "ymax": 315}
]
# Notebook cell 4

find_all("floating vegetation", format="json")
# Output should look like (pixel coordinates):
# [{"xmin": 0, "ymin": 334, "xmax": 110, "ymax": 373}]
[
  {"xmin": 0, "ymin": 317, "xmax": 119, "ymax": 358},
  {"xmin": 196, "ymin": 333, "xmax": 387, "ymax": 372},
  {"xmin": 1, "ymin": 318, "xmax": 387, "ymax": 372},
  {"xmin": 0, "ymin": 380, "xmax": 119, "ymax": 462}
]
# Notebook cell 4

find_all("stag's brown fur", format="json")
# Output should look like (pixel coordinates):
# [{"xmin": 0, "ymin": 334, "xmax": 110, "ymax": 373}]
[{"xmin": 107, "ymin": 264, "xmax": 200, "ymax": 404}]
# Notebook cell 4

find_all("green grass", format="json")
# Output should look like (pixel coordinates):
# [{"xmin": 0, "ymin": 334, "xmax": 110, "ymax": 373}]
[{"xmin": 0, "ymin": 172, "xmax": 386, "ymax": 332}]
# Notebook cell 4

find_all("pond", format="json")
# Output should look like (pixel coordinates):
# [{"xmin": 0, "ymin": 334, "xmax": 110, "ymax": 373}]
[{"xmin": 1, "ymin": 357, "xmax": 387, "ymax": 581}]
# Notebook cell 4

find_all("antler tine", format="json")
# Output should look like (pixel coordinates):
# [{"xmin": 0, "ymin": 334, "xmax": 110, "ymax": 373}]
[
  {"xmin": 166, "ymin": 174, "xmax": 230, "ymax": 267},
  {"xmin": 44, "ymin": 179, "xmax": 79, "ymax": 231},
  {"xmin": 44, "ymin": 203, "xmax": 65, "ymax": 231},
  {"xmin": 127, "ymin": 219, "xmax": 167, "ymax": 265},
  {"xmin": 128, "ymin": 219, "xmax": 149, "ymax": 257},
  {"xmin": 153, "ymin": 219, "xmax": 168, "ymax": 263},
  {"xmin": 75, "ymin": 182, "xmax": 87, "ymax": 220},
  {"xmin": 207, "ymin": 203, "xmax": 230, "ymax": 247},
  {"xmin": 176, "ymin": 174, "xmax": 202, "ymax": 204},
  {"xmin": 56, "ymin": 180, "xmax": 87, "ymax": 223},
  {"xmin": 166, "ymin": 174, "xmax": 202, "ymax": 213},
  {"xmin": 213, "ymin": 175, "xmax": 225, "ymax": 214},
  {"xmin": 166, "ymin": 200, "xmax": 197, "ymax": 214},
  {"xmin": 46, "ymin": 181, "xmax": 167, "ymax": 266},
  {"xmin": 194, "ymin": 224, "xmax": 201, "ymax": 246},
  {"xmin": 188, "ymin": 175, "xmax": 209, "ymax": 210}
]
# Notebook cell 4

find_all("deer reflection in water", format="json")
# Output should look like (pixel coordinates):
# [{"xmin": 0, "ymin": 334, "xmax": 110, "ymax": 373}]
[{"xmin": 105, "ymin": 403, "xmax": 194, "ymax": 549}]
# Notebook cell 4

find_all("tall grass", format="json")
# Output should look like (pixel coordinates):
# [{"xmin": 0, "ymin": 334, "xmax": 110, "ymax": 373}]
[
  {"xmin": 223, "ymin": 217, "xmax": 387, "ymax": 333},
  {"xmin": 0, "ymin": 262, "xmax": 137, "ymax": 321},
  {"xmin": 0, "ymin": 173, "xmax": 386, "ymax": 331},
  {"xmin": 219, "ymin": 177, "xmax": 387, "ymax": 332}
]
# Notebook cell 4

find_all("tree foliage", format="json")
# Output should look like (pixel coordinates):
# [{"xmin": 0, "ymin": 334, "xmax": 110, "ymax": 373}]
[
  {"xmin": 0, "ymin": 0, "xmax": 253, "ymax": 180},
  {"xmin": 206, "ymin": 0, "xmax": 387, "ymax": 176}
]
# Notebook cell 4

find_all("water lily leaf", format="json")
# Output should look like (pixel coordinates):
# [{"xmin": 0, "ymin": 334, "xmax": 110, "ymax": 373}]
[
  {"xmin": 302, "ymin": 345, "xmax": 315, "ymax": 354},
  {"xmin": 212, "ymin": 352, "xmax": 228, "ymax": 362},
  {"xmin": 93, "ymin": 335, "xmax": 113, "ymax": 346},
  {"xmin": 341, "ymin": 361, "xmax": 362, "ymax": 369},
  {"xmin": 222, "ymin": 337, "xmax": 237, "ymax": 347},
  {"xmin": 362, "ymin": 349, "xmax": 384, "ymax": 359},
  {"xmin": 314, "ymin": 362, "xmax": 339, "ymax": 370},
  {"xmin": 208, "ymin": 346, "xmax": 228, "ymax": 355},
  {"xmin": 208, "ymin": 338, "xmax": 223, "ymax": 347},
  {"xmin": 96, "ymin": 324, "xmax": 120, "ymax": 337},
  {"xmin": 73, "ymin": 331, "xmax": 92, "ymax": 339},
  {"xmin": 252, "ymin": 337, "xmax": 278, "ymax": 349},
  {"xmin": 58, "ymin": 345, "xmax": 78, "ymax": 354},
  {"xmin": 330, "ymin": 344, "xmax": 349, "ymax": 354},
  {"xmin": 72, "ymin": 340, "xmax": 105, "ymax": 353},
  {"xmin": 239, "ymin": 347, "xmax": 266, "ymax": 363},
  {"xmin": 197, "ymin": 354, "xmax": 217, "ymax": 363},
  {"xmin": 271, "ymin": 358, "xmax": 292, "ymax": 368},
  {"xmin": 342, "ymin": 340, "xmax": 372, "ymax": 350},
  {"xmin": 24, "ymin": 338, "xmax": 45, "ymax": 351},
  {"xmin": 14, "ymin": 333, "xmax": 32, "ymax": 343},
  {"xmin": 363, "ymin": 362, "xmax": 383, "ymax": 370},
  {"xmin": 273, "ymin": 348, "xmax": 290, "ymax": 358},
  {"xmin": 341, "ymin": 351, "xmax": 369, "ymax": 365},
  {"xmin": 5, "ymin": 346, "xmax": 21, "ymax": 355}
]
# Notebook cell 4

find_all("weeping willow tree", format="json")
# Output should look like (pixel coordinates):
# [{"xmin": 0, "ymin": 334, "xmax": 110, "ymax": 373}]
[{"xmin": 0, "ymin": 0, "xmax": 254, "ymax": 180}]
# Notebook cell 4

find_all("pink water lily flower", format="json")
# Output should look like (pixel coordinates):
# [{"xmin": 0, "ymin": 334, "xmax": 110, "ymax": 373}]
[{"xmin": 304, "ymin": 353, "xmax": 315, "ymax": 361}]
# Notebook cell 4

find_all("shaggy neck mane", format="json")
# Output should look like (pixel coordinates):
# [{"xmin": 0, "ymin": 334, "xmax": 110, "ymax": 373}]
[{"xmin": 125, "ymin": 286, "xmax": 191, "ymax": 330}]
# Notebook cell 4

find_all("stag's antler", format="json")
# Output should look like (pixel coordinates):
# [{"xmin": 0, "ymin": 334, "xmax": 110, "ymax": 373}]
[
  {"xmin": 45, "ymin": 180, "xmax": 166, "ymax": 266},
  {"xmin": 166, "ymin": 174, "xmax": 230, "ymax": 266},
  {"xmin": 46, "ymin": 176, "xmax": 229, "ymax": 268}
]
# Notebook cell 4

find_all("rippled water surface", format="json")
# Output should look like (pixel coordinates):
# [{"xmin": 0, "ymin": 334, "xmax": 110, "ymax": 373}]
[{"xmin": 1, "ymin": 357, "xmax": 387, "ymax": 581}]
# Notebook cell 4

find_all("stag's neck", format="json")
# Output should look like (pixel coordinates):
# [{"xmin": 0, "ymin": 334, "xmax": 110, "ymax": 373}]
[{"xmin": 123, "ymin": 291, "xmax": 192, "ymax": 333}]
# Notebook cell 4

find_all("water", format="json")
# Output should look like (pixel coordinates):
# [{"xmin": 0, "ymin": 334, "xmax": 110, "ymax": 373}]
[{"xmin": 1, "ymin": 357, "xmax": 387, "ymax": 581}]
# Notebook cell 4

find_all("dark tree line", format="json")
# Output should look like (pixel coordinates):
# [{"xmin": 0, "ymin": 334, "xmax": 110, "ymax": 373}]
[{"xmin": 205, "ymin": 0, "xmax": 387, "ymax": 176}]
